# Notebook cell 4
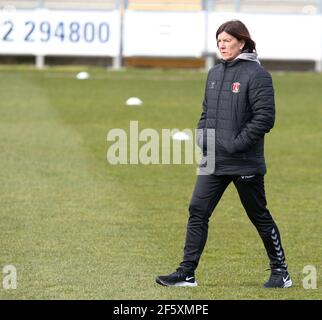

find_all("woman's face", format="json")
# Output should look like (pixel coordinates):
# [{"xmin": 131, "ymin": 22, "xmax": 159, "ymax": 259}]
[{"xmin": 217, "ymin": 31, "xmax": 245, "ymax": 61}]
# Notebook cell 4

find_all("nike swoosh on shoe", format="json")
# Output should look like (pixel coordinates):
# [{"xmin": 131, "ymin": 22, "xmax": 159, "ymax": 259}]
[{"xmin": 185, "ymin": 276, "xmax": 194, "ymax": 281}]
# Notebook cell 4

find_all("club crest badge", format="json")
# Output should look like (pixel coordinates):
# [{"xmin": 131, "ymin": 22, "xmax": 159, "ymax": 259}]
[{"xmin": 231, "ymin": 82, "xmax": 241, "ymax": 93}]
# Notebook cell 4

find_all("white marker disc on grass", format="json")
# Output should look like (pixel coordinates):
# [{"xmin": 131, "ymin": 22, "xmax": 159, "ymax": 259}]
[
  {"xmin": 126, "ymin": 97, "xmax": 143, "ymax": 106},
  {"xmin": 76, "ymin": 72, "xmax": 90, "ymax": 80},
  {"xmin": 172, "ymin": 132, "xmax": 190, "ymax": 141}
]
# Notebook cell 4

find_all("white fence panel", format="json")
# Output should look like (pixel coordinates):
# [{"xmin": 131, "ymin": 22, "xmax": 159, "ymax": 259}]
[
  {"xmin": 207, "ymin": 12, "xmax": 322, "ymax": 61},
  {"xmin": 1, "ymin": 8, "xmax": 322, "ymax": 68},
  {"xmin": 0, "ymin": 9, "xmax": 121, "ymax": 56},
  {"xmin": 123, "ymin": 10, "xmax": 206, "ymax": 57}
]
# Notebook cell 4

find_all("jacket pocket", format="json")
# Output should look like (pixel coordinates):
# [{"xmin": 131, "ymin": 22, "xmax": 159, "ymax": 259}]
[{"xmin": 217, "ymin": 136, "xmax": 235, "ymax": 155}]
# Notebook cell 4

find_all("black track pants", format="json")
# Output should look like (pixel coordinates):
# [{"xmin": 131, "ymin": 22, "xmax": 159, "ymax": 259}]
[{"xmin": 179, "ymin": 174, "xmax": 287, "ymax": 272}]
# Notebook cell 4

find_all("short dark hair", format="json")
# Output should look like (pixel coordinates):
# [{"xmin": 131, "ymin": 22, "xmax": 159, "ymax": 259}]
[{"xmin": 216, "ymin": 20, "xmax": 256, "ymax": 52}]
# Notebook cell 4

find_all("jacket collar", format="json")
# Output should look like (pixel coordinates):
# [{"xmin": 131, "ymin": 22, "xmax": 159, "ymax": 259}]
[
  {"xmin": 220, "ymin": 58, "xmax": 240, "ymax": 67},
  {"xmin": 220, "ymin": 51, "xmax": 260, "ymax": 67}
]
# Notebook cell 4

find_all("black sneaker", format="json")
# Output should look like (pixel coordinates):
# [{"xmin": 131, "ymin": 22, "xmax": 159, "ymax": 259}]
[
  {"xmin": 156, "ymin": 268, "xmax": 197, "ymax": 287},
  {"xmin": 263, "ymin": 268, "xmax": 292, "ymax": 288}
]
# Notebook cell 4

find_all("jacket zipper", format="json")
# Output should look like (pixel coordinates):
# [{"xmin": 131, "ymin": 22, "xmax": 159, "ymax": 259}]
[
  {"xmin": 212, "ymin": 62, "xmax": 227, "ymax": 169},
  {"xmin": 215, "ymin": 62, "xmax": 227, "ymax": 129}
]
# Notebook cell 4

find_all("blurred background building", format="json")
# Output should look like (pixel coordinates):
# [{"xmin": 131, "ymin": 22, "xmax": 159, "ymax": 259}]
[{"xmin": 1, "ymin": 0, "xmax": 320, "ymax": 13}]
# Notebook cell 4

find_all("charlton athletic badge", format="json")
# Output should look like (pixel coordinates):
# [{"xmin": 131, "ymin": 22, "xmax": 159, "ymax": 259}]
[{"xmin": 231, "ymin": 82, "xmax": 241, "ymax": 93}]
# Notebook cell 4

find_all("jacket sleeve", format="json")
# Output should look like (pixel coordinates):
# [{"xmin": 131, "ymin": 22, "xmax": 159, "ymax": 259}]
[
  {"xmin": 197, "ymin": 72, "xmax": 209, "ymax": 130},
  {"xmin": 197, "ymin": 97, "xmax": 207, "ymax": 129},
  {"xmin": 196, "ymin": 74, "xmax": 209, "ymax": 149},
  {"xmin": 233, "ymin": 68, "xmax": 275, "ymax": 152}
]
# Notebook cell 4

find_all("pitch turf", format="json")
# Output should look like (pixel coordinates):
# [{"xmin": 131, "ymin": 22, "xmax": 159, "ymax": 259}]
[{"xmin": 0, "ymin": 66, "xmax": 321, "ymax": 299}]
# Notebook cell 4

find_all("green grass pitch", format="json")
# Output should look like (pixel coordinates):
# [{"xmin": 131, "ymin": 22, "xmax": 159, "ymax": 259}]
[{"xmin": 0, "ymin": 66, "xmax": 321, "ymax": 299}]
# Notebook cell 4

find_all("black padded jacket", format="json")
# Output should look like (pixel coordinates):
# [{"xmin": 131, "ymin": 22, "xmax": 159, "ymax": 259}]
[{"xmin": 197, "ymin": 54, "xmax": 275, "ymax": 175}]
